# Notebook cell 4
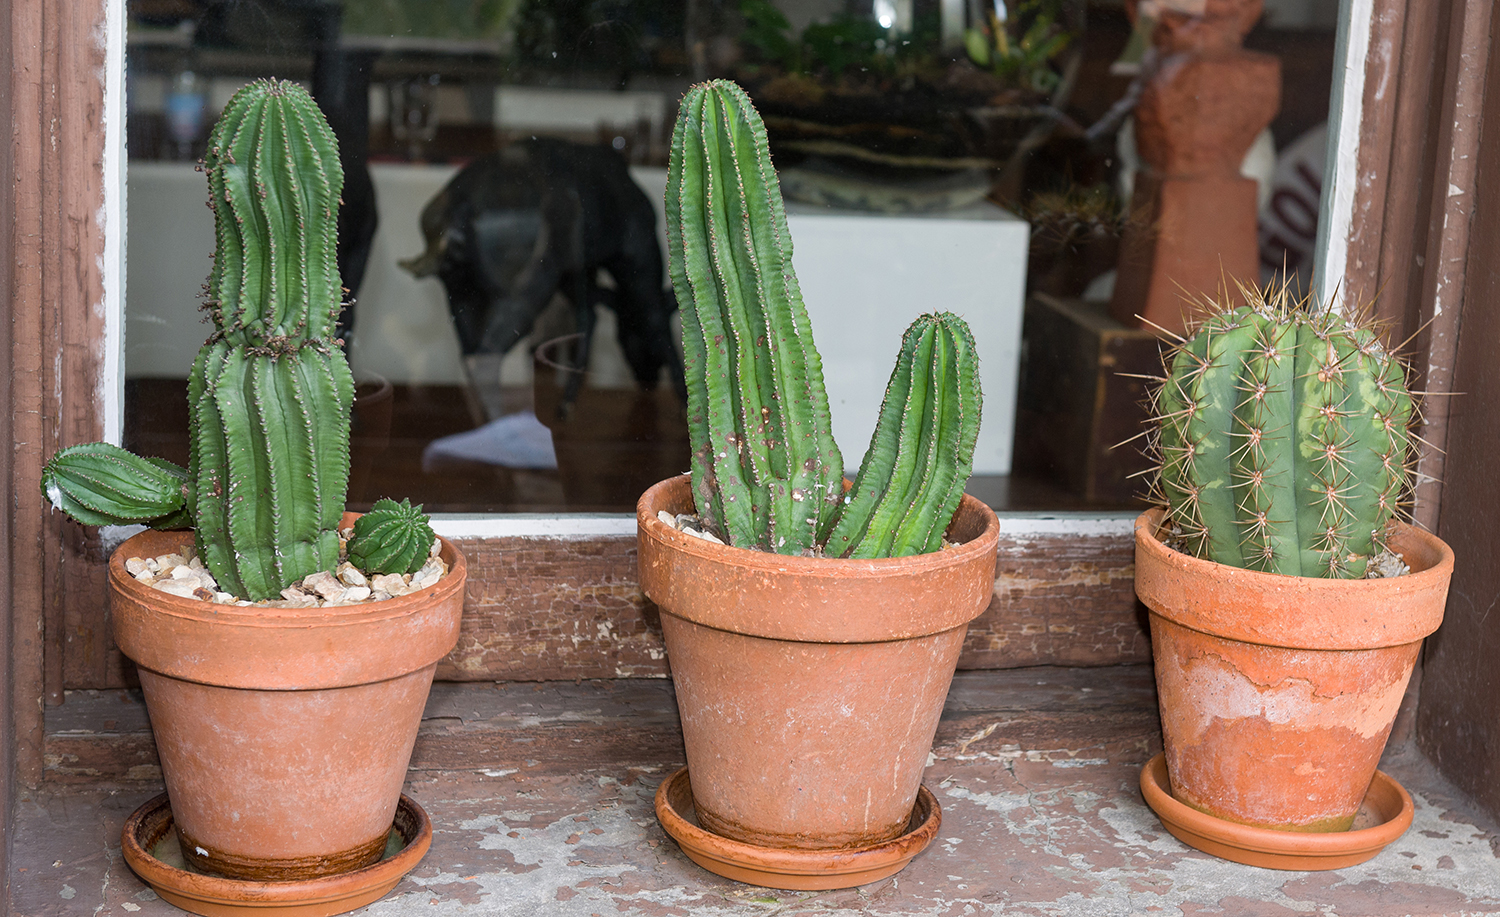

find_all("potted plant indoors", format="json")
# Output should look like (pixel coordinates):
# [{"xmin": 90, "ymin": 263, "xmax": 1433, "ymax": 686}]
[
  {"xmin": 636, "ymin": 80, "xmax": 1000, "ymax": 890},
  {"xmin": 1132, "ymin": 282, "xmax": 1455, "ymax": 869},
  {"xmin": 41, "ymin": 80, "xmax": 465, "ymax": 912}
]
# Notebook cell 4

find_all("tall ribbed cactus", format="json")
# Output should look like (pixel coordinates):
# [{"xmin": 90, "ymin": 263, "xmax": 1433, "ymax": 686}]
[
  {"xmin": 666, "ymin": 80, "xmax": 983, "ymax": 558},
  {"xmin": 1152, "ymin": 284, "xmax": 1414, "ymax": 578},
  {"xmin": 40, "ymin": 79, "xmax": 355, "ymax": 602},
  {"xmin": 187, "ymin": 79, "xmax": 353, "ymax": 600},
  {"xmin": 667, "ymin": 80, "xmax": 845, "ymax": 554},
  {"xmin": 824, "ymin": 314, "xmax": 982, "ymax": 559}
]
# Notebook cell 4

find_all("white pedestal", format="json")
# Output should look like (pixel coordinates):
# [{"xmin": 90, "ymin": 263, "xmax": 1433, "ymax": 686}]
[{"xmin": 127, "ymin": 162, "xmax": 1028, "ymax": 474}]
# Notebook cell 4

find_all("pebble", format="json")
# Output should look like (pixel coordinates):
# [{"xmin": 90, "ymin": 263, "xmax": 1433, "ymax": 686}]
[
  {"xmin": 127, "ymin": 543, "xmax": 450, "ymax": 607},
  {"xmin": 658, "ymin": 510, "xmax": 726, "ymax": 545}
]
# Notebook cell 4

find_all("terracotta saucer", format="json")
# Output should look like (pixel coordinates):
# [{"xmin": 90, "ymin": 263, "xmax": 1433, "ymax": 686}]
[
  {"xmin": 121, "ymin": 793, "xmax": 432, "ymax": 917},
  {"xmin": 1140, "ymin": 753, "xmax": 1414, "ymax": 870},
  {"xmin": 653, "ymin": 767, "xmax": 941, "ymax": 890}
]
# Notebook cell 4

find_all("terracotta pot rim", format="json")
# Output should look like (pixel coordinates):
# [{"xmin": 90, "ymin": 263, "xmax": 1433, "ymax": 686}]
[
  {"xmin": 1139, "ymin": 753, "xmax": 1413, "ymax": 868},
  {"xmin": 109, "ymin": 512, "xmax": 467, "ymax": 690},
  {"xmin": 108, "ymin": 521, "xmax": 466, "ymax": 628},
  {"xmin": 637, "ymin": 474, "xmax": 1001, "ymax": 643},
  {"xmin": 122, "ymin": 791, "xmax": 432, "ymax": 908},
  {"xmin": 639, "ymin": 475, "xmax": 999, "ymax": 577},
  {"xmin": 1134, "ymin": 507, "xmax": 1453, "ymax": 650},
  {"xmin": 654, "ymin": 767, "xmax": 940, "ymax": 886}
]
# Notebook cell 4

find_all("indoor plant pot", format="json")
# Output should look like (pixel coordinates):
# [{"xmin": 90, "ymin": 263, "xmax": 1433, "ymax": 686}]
[
  {"xmin": 108, "ymin": 513, "xmax": 467, "ymax": 880},
  {"xmin": 638, "ymin": 474, "xmax": 999, "ymax": 850},
  {"xmin": 645, "ymin": 81, "xmax": 991, "ymax": 887},
  {"xmin": 1135, "ymin": 505, "xmax": 1453, "ymax": 834},
  {"xmin": 41, "ymin": 81, "xmax": 464, "ymax": 903}
]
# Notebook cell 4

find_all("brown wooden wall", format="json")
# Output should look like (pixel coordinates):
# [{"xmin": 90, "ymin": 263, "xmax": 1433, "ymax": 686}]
[
  {"xmin": 1414, "ymin": 0, "xmax": 1500, "ymax": 818},
  {"xmin": 1, "ymin": 0, "xmax": 16, "ymax": 900},
  {"xmin": 63, "ymin": 528, "xmax": 1147, "ymax": 688}
]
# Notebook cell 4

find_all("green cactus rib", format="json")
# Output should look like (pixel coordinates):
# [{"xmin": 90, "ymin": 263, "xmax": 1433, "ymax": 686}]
[
  {"xmin": 348, "ymin": 498, "xmax": 436, "ymax": 575},
  {"xmin": 188, "ymin": 79, "xmax": 352, "ymax": 600},
  {"xmin": 824, "ymin": 313, "xmax": 982, "ymax": 559},
  {"xmin": 1155, "ymin": 284, "xmax": 1414, "ymax": 578},
  {"xmin": 40, "ymin": 443, "xmax": 189, "ymax": 530},
  {"xmin": 666, "ymin": 80, "xmax": 844, "ymax": 553}
]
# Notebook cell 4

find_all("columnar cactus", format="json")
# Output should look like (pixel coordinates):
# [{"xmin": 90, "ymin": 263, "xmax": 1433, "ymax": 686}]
[
  {"xmin": 666, "ymin": 80, "xmax": 982, "ymax": 558},
  {"xmin": 185, "ymin": 78, "xmax": 354, "ymax": 600},
  {"xmin": 1152, "ymin": 284, "xmax": 1414, "ymax": 578},
  {"xmin": 666, "ymin": 80, "xmax": 846, "ymax": 555},
  {"xmin": 824, "ymin": 313, "xmax": 982, "ymax": 559},
  {"xmin": 40, "ymin": 80, "xmax": 384, "ymax": 601}
]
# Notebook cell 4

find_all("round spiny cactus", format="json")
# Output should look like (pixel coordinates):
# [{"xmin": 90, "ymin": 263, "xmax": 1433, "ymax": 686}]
[
  {"xmin": 348, "ymin": 498, "xmax": 436, "ymax": 575},
  {"xmin": 1150, "ymin": 282, "xmax": 1415, "ymax": 578}
]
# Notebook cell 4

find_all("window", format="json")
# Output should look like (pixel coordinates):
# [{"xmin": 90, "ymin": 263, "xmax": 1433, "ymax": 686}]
[{"xmin": 119, "ymin": 0, "xmax": 1343, "ymax": 524}]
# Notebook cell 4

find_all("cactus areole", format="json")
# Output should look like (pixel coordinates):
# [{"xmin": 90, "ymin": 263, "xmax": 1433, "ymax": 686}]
[
  {"xmin": 666, "ymin": 80, "xmax": 983, "ymax": 559},
  {"xmin": 1152, "ymin": 287, "xmax": 1415, "ymax": 579}
]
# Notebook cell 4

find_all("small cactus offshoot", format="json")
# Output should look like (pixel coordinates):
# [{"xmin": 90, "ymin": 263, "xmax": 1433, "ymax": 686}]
[
  {"xmin": 41, "ymin": 443, "xmax": 190, "ymax": 530},
  {"xmin": 348, "ymin": 498, "xmax": 436, "ymax": 575},
  {"xmin": 1148, "ymin": 282, "xmax": 1415, "ymax": 578},
  {"xmin": 666, "ymin": 80, "xmax": 983, "ymax": 558}
]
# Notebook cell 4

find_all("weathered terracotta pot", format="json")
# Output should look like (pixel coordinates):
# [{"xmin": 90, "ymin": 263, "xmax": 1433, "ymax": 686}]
[
  {"xmin": 637, "ymin": 475, "xmax": 999, "ymax": 851},
  {"xmin": 109, "ymin": 515, "xmax": 466, "ymax": 881},
  {"xmin": 1134, "ymin": 507, "xmax": 1453, "ymax": 832}
]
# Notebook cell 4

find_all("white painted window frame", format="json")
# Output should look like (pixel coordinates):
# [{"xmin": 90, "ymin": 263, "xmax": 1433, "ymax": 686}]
[{"xmin": 99, "ymin": 0, "xmax": 1369, "ymax": 543}]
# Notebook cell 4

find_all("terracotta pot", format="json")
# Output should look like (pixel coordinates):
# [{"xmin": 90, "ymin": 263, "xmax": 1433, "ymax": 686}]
[
  {"xmin": 637, "ymin": 475, "xmax": 999, "ymax": 851},
  {"xmin": 1134, "ymin": 507, "xmax": 1453, "ymax": 832},
  {"xmin": 110, "ymin": 514, "xmax": 466, "ymax": 881}
]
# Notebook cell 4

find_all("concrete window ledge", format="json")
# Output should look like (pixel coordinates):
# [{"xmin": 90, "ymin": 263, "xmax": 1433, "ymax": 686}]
[{"xmin": 16, "ymin": 666, "xmax": 1500, "ymax": 915}]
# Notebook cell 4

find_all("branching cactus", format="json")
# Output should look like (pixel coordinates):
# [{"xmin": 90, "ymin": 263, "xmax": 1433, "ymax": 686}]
[
  {"xmin": 38, "ymin": 79, "xmax": 418, "ymax": 601},
  {"xmin": 666, "ymin": 80, "xmax": 982, "ymax": 558},
  {"xmin": 1151, "ymin": 283, "xmax": 1415, "ymax": 578}
]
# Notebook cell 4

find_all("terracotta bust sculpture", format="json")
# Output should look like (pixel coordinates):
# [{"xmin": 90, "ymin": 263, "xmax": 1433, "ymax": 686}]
[{"xmin": 1108, "ymin": 0, "xmax": 1281, "ymax": 335}]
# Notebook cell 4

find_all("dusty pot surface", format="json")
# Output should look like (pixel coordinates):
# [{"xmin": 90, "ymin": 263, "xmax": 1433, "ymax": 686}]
[
  {"xmin": 637, "ymin": 475, "xmax": 999, "ymax": 851},
  {"xmin": 1134, "ymin": 507, "xmax": 1453, "ymax": 832},
  {"xmin": 110, "ymin": 515, "xmax": 466, "ymax": 881}
]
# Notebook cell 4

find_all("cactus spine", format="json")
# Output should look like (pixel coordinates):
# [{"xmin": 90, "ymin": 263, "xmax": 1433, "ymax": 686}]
[
  {"xmin": 187, "ymin": 79, "xmax": 354, "ymax": 600},
  {"xmin": 667, "ymin": 80, "xmax": 983, "ymax": 558},
  {"xmin": 1153, "ymin": 284, "xmax": 1414, "ymax": 578}
]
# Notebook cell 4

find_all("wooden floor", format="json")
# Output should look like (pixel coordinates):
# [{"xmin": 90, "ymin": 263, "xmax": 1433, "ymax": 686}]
[
  {"xmin": 16, "ymin": 666, "xmax": 1500, "ymax": 916},
  {"xmin": 123, "ymin": 378, "xmax": 1148, "ymax": 515}
]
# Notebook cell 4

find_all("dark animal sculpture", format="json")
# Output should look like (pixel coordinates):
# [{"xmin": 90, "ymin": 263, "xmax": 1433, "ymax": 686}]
[{"xmin": 400, "ymin": 139, "xmax": 684, "ymax": 413}]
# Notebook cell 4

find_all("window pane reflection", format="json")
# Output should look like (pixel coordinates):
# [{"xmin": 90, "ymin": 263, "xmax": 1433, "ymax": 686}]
[{"xmin": 122, "ymin": 0, "xmax": 1337, "ymax": 513}]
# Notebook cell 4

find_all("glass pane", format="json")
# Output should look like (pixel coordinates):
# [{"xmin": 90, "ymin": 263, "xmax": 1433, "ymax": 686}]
[{"xmin": 122, "ymin": 0, "xmax": 1338, "ymax": 514}]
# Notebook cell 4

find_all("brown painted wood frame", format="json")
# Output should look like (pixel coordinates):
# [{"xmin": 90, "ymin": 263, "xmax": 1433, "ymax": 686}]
[{"xmin": 0, "ymin": 0, "xmax": 1489, "ymax": 834}]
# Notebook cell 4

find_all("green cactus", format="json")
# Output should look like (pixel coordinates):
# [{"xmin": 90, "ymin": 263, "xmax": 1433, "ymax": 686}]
[
  {"xmin": 41, "ymin": 443, "xmax": 190, "ymax": 530},
  {"xmin": 1152, "ymin": 283, "xmax": 1414, "ymax": 578},
  {"xmin": 666, "ymin": 80, "xmax": 983, "ymax": 558},
  {"xmin": 185, "ymin": 79, "xmax": 354, "ymax": 600},
  {"xmin": 40, "ymin": 79, "xmax": 358, "ymax": 601},
  {"xmin": 348, "ymin": 498, "xmax": 436, "ymax": 575},
  {"xmin": 824, "ymin": 313, "xmax": 982, "ymax": 558}
]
